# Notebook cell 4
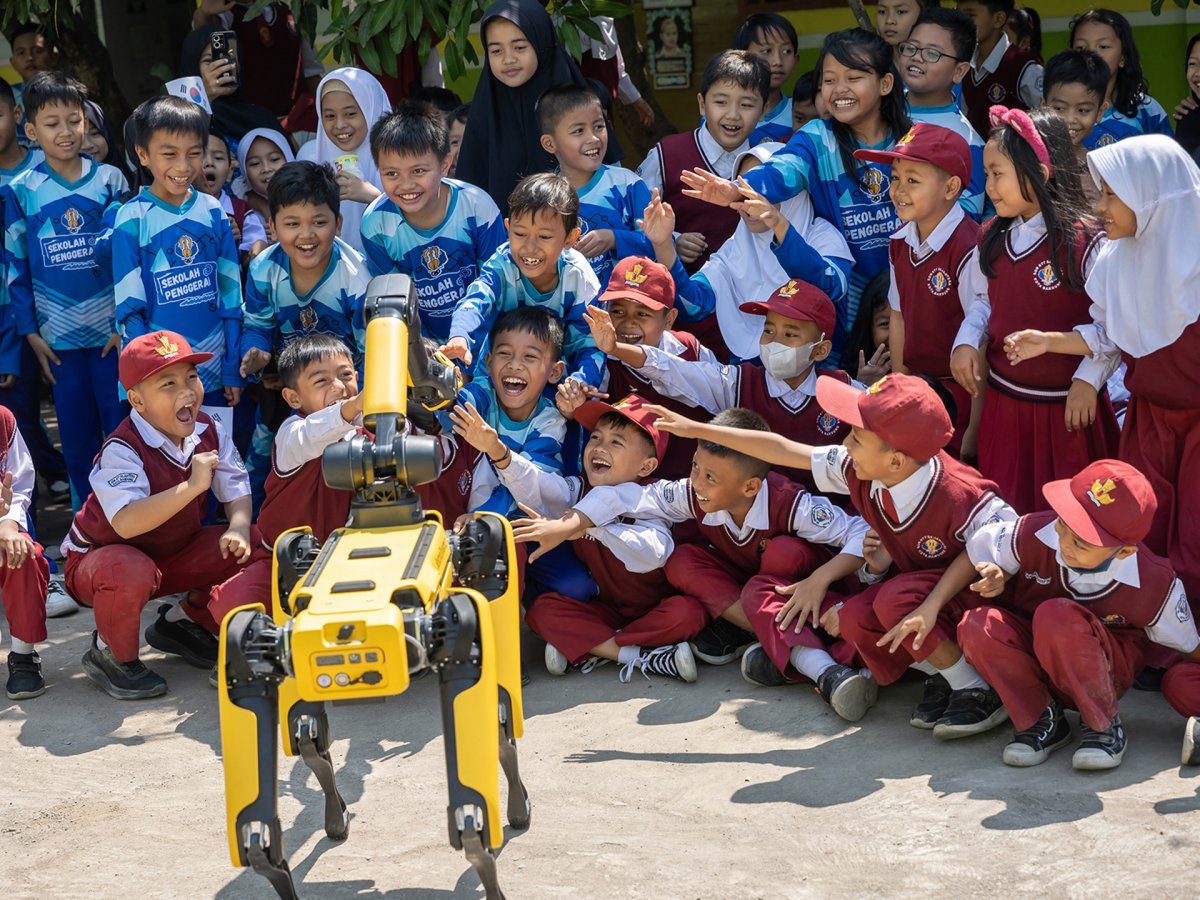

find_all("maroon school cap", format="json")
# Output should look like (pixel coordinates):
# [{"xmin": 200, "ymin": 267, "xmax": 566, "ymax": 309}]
[
  {"xmin": 815, "ymin": 373, "xmax": 953, "ymax": 461},
  {"xmin": 119, "ymin": 331, "xmax": 212, "ymax": 390},
  {"xmin": 597, "ymin": 257, "xmax": 675, "ymax": 311},
  {"xmin": 853, "ymin": 123, "xmax": 972, "ymax": 187},
  {"xmin": 574, "ymin": 394, "xmax": 669, "ymax": 462},
  {"xmin": 739, "ymin": 279, "xmax": 836, "ymax": 338},
  {"xmin": 1042, "ymin": 459, "xmax": 1157, "ymax": 547}
]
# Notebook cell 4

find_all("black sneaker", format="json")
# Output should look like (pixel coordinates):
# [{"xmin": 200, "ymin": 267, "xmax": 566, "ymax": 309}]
[
  {"xmin": 932, "ymin": 686, "xmax": 1009, "ymax": 740},
  {"xmin": 909, "ymin": 673, "xmax": 952, "ymax": 730},
  {"xmin": 6, "ymin": 651, "xmax": 46, "ymax": 700},
  {"xmin": 1182, "ymin": 716, "xmax": 1200, "ymax": 767},
  {"xmin": 1073, "ymin": 714, "xmax": 1126, "ymax": 770},
  {"xmin": 740, "ymin": 643, "xmax": 794, "ymax": 687},
  {"xmin": 144, "ymin": 604, "xmax": 219, "ymax": 668},
  {"xmin": 816, "ymin": 664, "xmax": 878, "ymax": 722},
  {"xmin": 81, "ymin": 633, "xmax": 167, "ymax": 700},
  {"xmin": 1002, "ymin": 699, "xmax": 1072, "ymax": 767},
  {"xmin": 1132, "ymin": 666, "xmax": 1165, "ymax": 692},
  {"xmin": 689, "ymin": 619, "xmax": 755, "ymax": 666},
  {"xmin": 618, "ymin": 643, "xmax": 697, "ymax": 683}
]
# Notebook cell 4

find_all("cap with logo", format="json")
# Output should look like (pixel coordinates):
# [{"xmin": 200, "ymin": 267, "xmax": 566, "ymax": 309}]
[
  {"xmin": 815, "ymin": 373, "xmax": 953, "ymax": 462},
  {"xmin": 574, "ymin": 393, "xmax": 669, "ymax": 462},
  {"xmin": 119, "ymin": 330, "xmax": 213, "ymax": 390},
  {"xmin": 852, "ymin": 122, "xmax": 972, "ymax": 188},
  {"xmin": 597, "ymin": 256, "xmax": 675, "ymax": 311},
  {"xmin": 739, "ymin": 279, "xmax": 837, "ymax": 338},
  {"xmin": 1042, "ymin": 459, "xmax": 1157, "ymax": 547}
]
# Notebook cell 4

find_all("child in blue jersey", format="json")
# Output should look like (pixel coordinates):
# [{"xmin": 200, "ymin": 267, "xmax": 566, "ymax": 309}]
[
  {"xmin": 7, "ymin": 24, "xmax": 58, "ymax": 150},
  {"xmin": 111, "ymin": 96, "xmax": 244, "ymax": 422},
  {"xmin": 791, "ymin": 71, "xmax": 821, "ymax": 134},
  {"xmin": 899, "ymin": 8, "xmax": 987, "ymax": 219},
  {"xmin": 536, "ymin": 83, "xmax": 652, "ymax": 289},
  {"xmin": 733, "ymin": 14, "xmax": 800, "ymax": 146},
  {"xmin": 1041, "ymin": 50, "xmax": 1110, "ymax": 203},
  {"xmin": 441, "ymin": 172, "xmax": 605, "ymax": 389},
  {"xmin": 2, "ymin": 73, "xmax": 128, "ymax": 508},
  {"xmin": 682, "ymin": 29, "xmax": 911, "ymax": 366},
  {"xmin": 1070, "ymin": 9, "xmax": 1172, "ymax": 149},
  {"xmin": 239, "ymin": 162, "xmax": 367, "ymax": 378},
  {"xmin": 360, "ymin": 101, "xmax": 505, "ymax": 343}
]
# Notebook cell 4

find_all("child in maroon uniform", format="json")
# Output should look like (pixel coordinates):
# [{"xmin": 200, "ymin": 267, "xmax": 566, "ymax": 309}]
[
  {"xmin": 956, "ymin": 0, "xmax": 1043, "ymax": 137},
  {"xmin": 950, "ymin": 107, "xmax": 1117, "ymax": 514},
  {"xmin": 63, "ymin": 331, "xmax": 264, "ymax": 699},
  {"xmin": 587, "ymin": 279, "xmax": 852, "ymax": 494},
  {"xmin": 458, "ymin": 394, "xmax": 705, "ymax": 683},
  {"xmin": 209, "ymin": 335, "xmax": 360, "ymax": 631},
  {"xmin": 959, "ymin": 460, "xmax": 1199, "ymax": 770},
  {"xmin": 0, "ymin": 404, "xmax": 51, "ymax": 699},
  {"xmin": 853, "ymin": 123, "xmax": 981, "ymax": 456},
  {"xmin": 650, "ymin": 373, "xmax": 1017, "ymax": 735}
]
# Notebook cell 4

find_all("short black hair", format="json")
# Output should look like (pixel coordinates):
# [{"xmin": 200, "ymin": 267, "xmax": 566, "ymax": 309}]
[
  {"xmin": 536, "ymin": 82, "xmax": 603, "ymax": 136},
  {"xmin": 507, "ymin": 172, "xmax": 579, "ymax": 233},
  {"xmin": 370, "ymin": 100, "xmax": 450, "ymax": 163},
  {"xmin": 1043, "ymin": 49, "xmax": 1110, "ymax": 102},
  {"xmin": 132, "ymin": 95, "xmax": 208, "ymax": 149},
  {"xmin": 490, "ymin": 307, "xmax": 564, "ymax": 362},
  {"xmin": 21, "ymin": 70, "xmax": 87, "ymax": 122},
  {"xmin": 0, "ymin": 77, "xmax": 14, "ymax": 110},
  {"xmin": 410, "ymin": 85, "xmax": 463, "ymax": 115},
  {"xmin": 268, "ymin": 160, "xmax": 340, "ymax": 219},
  {"xmin": 595, "ymin": 410, "xmax": 656, "ymax": 457},
  {"xmin": 700, "ymin": 50, "xmax": 771, "ymax": 105},
  {"xmin": 10, "ymin": 22, "xmax": 50, "ymax": 44},
  {"xmin": 450, "ymin": 102, "xmax": 470, "ymax": 126},
  {"xmin": 278, "ymin": 334, "xmax": 355, "ymax": 390},
  {"xmin": 698, "ymin": 408, "xmax": 771, "ymax": 480},
  {"xmin": 791, "ymin": 70, "xmax": 818, "ymax": 105},
  {"xmin": 957, "ymin": 0, "xmax": 1014, "ymax": 18},
  {"xmin": 914, "ymin": 7, "xmax": 977, "ymax": 62},
  {"xmin": 732, "ymin": 13, "xmax": 798, "ymax": 53}
]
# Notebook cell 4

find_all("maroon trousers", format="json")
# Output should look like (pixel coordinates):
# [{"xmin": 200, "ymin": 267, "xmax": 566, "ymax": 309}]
[
  {"xmin": 209, "ymin": 555, "xmax": 274, "ymax": 627},
  {"xmin": 958, "ymin": 599, "xmax": 1146, "ymax": 731},
  {"xmin": 1162, "ymin": 660, "xmax": 1200, "ymax": 718},
  {"xmin": 0, "ymin": 539, "xmax": 50, "ymax": 644},
  {"xmin": 838, "ymin": 569, "xmax": 982, "ymax": 686},
  {"xmin": 64, "ymin": 525, "xmax": 268, "ymax": 662},
  {"xmin": 525, "ymin": 592, "xmax": 707, "ymax": 664}
]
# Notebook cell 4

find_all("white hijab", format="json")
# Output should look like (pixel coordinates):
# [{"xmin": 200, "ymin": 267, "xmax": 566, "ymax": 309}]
[
  {"xmin": 298, "ymin": 67, "xmax": 392, "ymax": 251},
  {"xmin": 697, "ymin": 143, "xmax": 853, "ymax": 361},
  {"xmin": 1086, "ymin": 134, "xmax": 1200, "ymax": 358},
  {"xmin": 234, "ymin": 128, "xmax": 295, "ymax": 198}
]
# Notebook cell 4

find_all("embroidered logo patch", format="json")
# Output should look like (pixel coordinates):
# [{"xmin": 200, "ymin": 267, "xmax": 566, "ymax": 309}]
[
  {"xmin": 625, "ymin": 263, "xmax": 649, "ymax": 286},
  {"xmin": 457, "ymin": 469, "xmax": 472, "ymax": 496},
  {"xmin": 299, "ymin": 306, "xmax": 319, "ymax": 331},
  {"xmin": 987, "ymin": 83, "xmax": 1007, "ymax": 103},
  {"xmin": 861, "ymin": 167, "xmax": 889, "ymax": 203},
  {"xmin": 422, "ymin": 245, "xmax": 449, "ymax": 277},
  {"xmin": 1023, "ymin": 570, "xmax": 1052, "ymax": 586},
  {"xmin": 897, "ymin": 128, "xmax": 916, "ymax": 146},
  {"xmin": 1097, "ymin": 134, "xmax": 1115, "ymax": 147},
  {"xmin": 927, "ymin": 267, "xmax": 951, "ymax": 296},
  {"xmin": 1177, "ymin": 595, "xmax": 1192, "ymax": 624},
  {"xmin": 816, "ymin": 411, "xmax": 839, "ymax": 435},
  {"xmin": 811, "ymin": 504, "xmax": 834, "ymax": 528},
  {"xmin": 1033, "ymin": 261, "xmax": 1059, "ymax": 291},
  {"xmin": 154, "ymin": 334, "xmax": 179, "ymax": 358},
  {"xmin": 1101, "ymin": 613, "xmax": 1127, "ymax": 627},
  {"xmin": 61, "ymin": 207, "xmax": 84, "ymax": 234},
  {"xmin": 917, "ymin": 535, "xmax": 947, "ymax": 559},
  {"xmin": 1088, "ymin": 478, "xmax": 1116, "ymax": 506},
  {"xmin": 174, "ymin": 234, "xmax": 199, "ymax": 265},
  {"xmin": 107, "ymin": 472, "xmax": 139, "ymax": 487},
  {"xmin": 868, "ymin": 375, "xmax": 889, "ymax": 394},
  {"xmin": 778, "ymin": 279, "xmax": 800, "ymax": 296}
]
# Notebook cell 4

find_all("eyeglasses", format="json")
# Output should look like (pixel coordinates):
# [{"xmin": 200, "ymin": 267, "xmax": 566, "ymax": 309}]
[{"xmin": 897, "ymin": 42, "xmax": 964, "ymax": 64}]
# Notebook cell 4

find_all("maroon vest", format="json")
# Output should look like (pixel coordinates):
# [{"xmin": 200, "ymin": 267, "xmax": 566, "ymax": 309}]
[
  {"xmin": 605, "ymin": 331, "xmax": 703, "ymax": 480},
  {"xmin": 659, "ymin": 130, "xmax": 740, "ymax": 273},
  {"xmin": 1123, "ymin": 316, "xmax": 1200, "ymax": 410},
  {"xmin": 68, "ymin": 414, "xmax": 222, "ymax": 558},
  {"xmin": 962, "ymin": 44, "xmax": 1039, "ymax": 138},
  {"xmin": 0, "ymin": 406, "xmax": 17, "ymax": 501},
  {"xmin": 415, "ymin": 437, "xmax": 481, "ymax": 526},
  {"xmin": 686, "ymin": 471, "xmax": 810, "ymax": 576},
  {"xmin": 573, "ymin": 486, "xmax": 672, "ymax": 611},
  {"xmin": 984, "ymin": 223, "xmax": 1100, "ymax": 395},
  {"xmin": 256, "ymin": 426, "xmax": 357, "ymax": 548},
  {"xmin": 736, "ymin": 366, "xmax": 853, "ymax": 493},
  {"xmin": 232, "ymin": 4, "xmax": 303, "ymax": 117},
  {"xmin": 843, "ymin": 451, "xmax": 1003, "ymax": 572},
  {"xmin": 1003, "ymin": 511, "xmax": 1178, "ymax": 631},
  {"xmin": 891, "ymin": 216, "xmax": 980, "ymax": 378}
]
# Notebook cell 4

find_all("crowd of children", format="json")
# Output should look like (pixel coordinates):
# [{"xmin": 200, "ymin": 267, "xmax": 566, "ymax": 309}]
[{"xmin": 2, "ymin": 1, "xmax": 1200, "ymax": 778}]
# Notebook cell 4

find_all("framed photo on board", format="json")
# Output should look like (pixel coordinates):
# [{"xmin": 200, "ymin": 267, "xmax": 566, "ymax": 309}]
[{"xmin": 646, "ymin": 1, "xmax": 693, "ymax": 89}]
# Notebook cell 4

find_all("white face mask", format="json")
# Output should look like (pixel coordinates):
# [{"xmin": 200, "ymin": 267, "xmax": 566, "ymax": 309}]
[{"xmin": 760, "ymin": 338, "xmax": 819, "ymax": 380}]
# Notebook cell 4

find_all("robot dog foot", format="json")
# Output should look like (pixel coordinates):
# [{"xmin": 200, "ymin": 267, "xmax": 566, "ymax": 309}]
[
  {"xmin": 458, "ymin": 807, "xmax": 506, "ymax": 900},
  {"xmin": 245, "ymin": 823, "xmax": 300, "ymax": 900},
  {"xmin": 499, "ymin": 721, "xmax": 531, "ymax": 831},
  {"xmin": 294, "ymin": 711, "xmax": 349, "ymax": 842}
]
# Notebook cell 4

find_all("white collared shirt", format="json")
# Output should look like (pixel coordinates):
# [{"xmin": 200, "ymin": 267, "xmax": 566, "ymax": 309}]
[
  {"xmin": 887, "ymin": 204, "xmax": 969, "ymax": 311},
  {"xmin": 274, "ymin": 403, "xmax": 360, "ymax": 474},
  {"xmin": 971, "ymin": 32, "xmax": 1043, "ymax": 110},
  {"xmin": 598, "ymin": 330, "xmax": 717, "ymax": 396},
  {"xmin": 0, "ymin": 420, "xmax": 35, "ymax": 529},
  {"xmin": 636, "ymin": 127, "xmax": 748, "ymax": 196},
  {"xmin": 967, "ymin": 518, "xmax": 1199, "ymax": 653}
]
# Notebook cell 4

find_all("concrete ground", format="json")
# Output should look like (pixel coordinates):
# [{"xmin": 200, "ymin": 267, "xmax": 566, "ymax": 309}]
[{"xmin": 1, "ymin": 601, "xmax": 1198, "ymax": 900}]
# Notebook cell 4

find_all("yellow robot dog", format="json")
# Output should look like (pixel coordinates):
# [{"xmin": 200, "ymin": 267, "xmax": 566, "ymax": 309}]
[{"xmin": 216, "ymin": 274, "xmax": 530, "ymax": 900}]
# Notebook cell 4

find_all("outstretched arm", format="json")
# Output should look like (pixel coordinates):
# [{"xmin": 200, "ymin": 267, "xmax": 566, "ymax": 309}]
[{"xmin": 644, "ymin": 404, "xmax": 815, "ymax": 471}]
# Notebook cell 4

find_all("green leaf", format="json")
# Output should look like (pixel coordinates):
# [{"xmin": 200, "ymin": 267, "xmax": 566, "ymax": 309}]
[
  {"xmin": 407, "ymin": 0, "xmax": 423, "ymax": 40},
  {"xmin": 418, "ymin": 30, "xmax": 432, "ymax": 67},
  {"xmin": 425, "ymin": 3, "xmax": 447, "ymax": 34},
  {"xmin": 575, "ymin": 17, "xmax": 604, "ymax": 43},
  {"xmin": 244, "ymin": 0, "xmax": 273, "ymax": 21},
  {"xmin": 331, "ymin": 0, "xmax": 344, "ymax": 20},
  {"xmin": 357, "ymin": 9, "xmax": 374, "ymax": 47},
  {"xmin": 368, "ymin": 0, "xmax": 393, "ymax": 38},
  {"xmin": 444, "ymin": 39, "xmax": 464, "ymax": 82},
  {"xmin": 359, "ymin": 31, "xmax": 382, "ymax": 73},
  {"xmin": 376, "ymin": 33, "xmax": 398, "ymax": 77},
  {"xmin": 560, "ymin": 22, "xmax": 582, "ymax": 61}
]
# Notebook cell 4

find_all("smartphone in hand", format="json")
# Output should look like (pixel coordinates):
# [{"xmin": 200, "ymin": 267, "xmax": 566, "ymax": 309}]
[{"xmin": 209, "ymin": 29, "xmax": 240, "ymax": 90}]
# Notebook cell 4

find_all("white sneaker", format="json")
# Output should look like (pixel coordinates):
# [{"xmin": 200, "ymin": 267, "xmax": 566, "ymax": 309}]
[
  {"xmin": 544, "ymin": 643, "xmax": 569, "ymax": 676},
  {"xmin": 45, "ymin": 578, "xmax": 79, "ymax": 618}
]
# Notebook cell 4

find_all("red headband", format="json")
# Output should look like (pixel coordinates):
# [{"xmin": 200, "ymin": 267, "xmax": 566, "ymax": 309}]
[{"xmin": 989, "ymin": 105, "xmax": 1053, "ymax": 178}]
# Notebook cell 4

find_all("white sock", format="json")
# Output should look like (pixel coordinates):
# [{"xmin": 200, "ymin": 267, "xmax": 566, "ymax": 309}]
[
  {"xmin": 910, "ymin": 660, "xmax": 938, "ymax": 676},
  {"xmin": 164, "ymin": 603, "xmax": 189, "ymax": 623},
  {"xmin": 617, "ymin": 646, "xmax": 641, "ymax": 664},
  {"xmin": 789, "ymin": 645, "xmax": 838, "ymax": 683},
  {"xmin": 10, "ymin": 638, "xmax": 35, "ymax": 655},
  {"xmin": 95, "ymin": 634, "xmax": 108, "ymax": 651},
  {"xmin": 940, "ymin": 655, "xmax": 987, "ymax": 691}
]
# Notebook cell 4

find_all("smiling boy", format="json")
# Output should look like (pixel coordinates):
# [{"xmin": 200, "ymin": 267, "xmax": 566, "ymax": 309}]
[
  {"xmin": 733, "ymin": 14, "xmax": 800, "ymax": 145},
  {"xmin": 1041, "ymin": 50, "xmax": 1110, "ymax": 201}
]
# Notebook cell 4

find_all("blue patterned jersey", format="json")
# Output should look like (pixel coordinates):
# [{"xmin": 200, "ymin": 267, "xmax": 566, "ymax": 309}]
[
  {"xmin": 908, "ymin": 103, "xmax": 986, "ymax": 220},
  {"xmin": 573, "ymin": 164, "xmax": 654, "ymax": 287},
  {"xmin": 111, "ymin": 187, "xmax": 243, "ymax": 391},
  {"xmin": 742, "ymin": 119, "xmax": 901, "ymax": 364},
  {"xmin": 241, "ymin": 237, "xmax": 368, "ymax": 362},
  {"xmin": 1082, "ymin": 96, "xmax": 1174, "ymax": 149},
  {"xmin": 2, "ymin": 158, "xmax": 128, "ymax": 350},
  {"xmin": 0, "ymin": 148, "xmax": 44, "ymax": 372},
  {"xmin": 360, "ymin": 179, "xmax": 506, "ymax": 343},
  {"xmin": 449, "ymin": 243, "xmax": 604, "ymax": 387},
  {"xmin": 752, "ymin": 96, "xmax": 794, "ymax": 146},
  {"xmin": 458, "ymin": 377, "xmax": 566, "ymax": 516}
]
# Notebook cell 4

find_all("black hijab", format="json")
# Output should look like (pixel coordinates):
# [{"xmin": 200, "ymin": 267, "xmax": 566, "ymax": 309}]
[
  {"xmin": 83, "ymin": 100, "xmax": 130, "ymax": 182},
  {"xmin": 180, "ymin": 25, "xmax": 285, "ymax": 145},
  {"xmin": 455, "ymin": 0, "xmax": 616, "ymax": 215}
]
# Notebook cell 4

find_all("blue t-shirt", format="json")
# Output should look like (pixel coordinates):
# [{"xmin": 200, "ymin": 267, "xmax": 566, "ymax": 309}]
[
  {"xmin": 0, "ymin": 148, "xmax": 44, "ymax": 373},
  {"xmin": 241, "ymin": 237, "xmax": 368, "ymax": 362},
  {"xmin": 1082, "ymin": 96, "xmax": 1174, "ymax": 149},
  {"xmin": 2, "ymin": 157, "xmax": 128, "ymax": 350},
  {"xmin": 907, "ymin": 103, "xmax": 986, "ymax": 220},
  {"xmin": 574, "ymin": 164, "xmax": 654, "ymax": 288},
  {"xmin": 752, "ymin": 96, "xmax": 795, "ymax": 146},
  {"xmin": 111, "ymin": 187, "xmax": 243, "ymax": 392},
  {"xmin": 360, "ymin": 179, "xmax": 505, "ymax": 342}
]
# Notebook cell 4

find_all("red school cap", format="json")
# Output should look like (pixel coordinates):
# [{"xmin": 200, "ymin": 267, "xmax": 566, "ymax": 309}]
[
  {"xmin": 597, "ymin": 257, "xmax": 675, "ymax": 311},
  {"xmin": 119, "ymin": 330, "xmax": 213, "ymax": 391},
  {"xmin": 739, "ymin": 279, "xmax": 837, "ymax": 338},
  {"xmin": 815, "ymin": 373, "xmax": 953, "ymax": 462},
  {"xmin": 574, "ymin": 394, "xmax": 669, "ymax": 462},
  {"xmin": 1042, "ymin": 459, "xmax": 1157, "ymax": 548},
  {"xmin": 853, "ymin": 123, "xmax": 972, "ymax": 188}
]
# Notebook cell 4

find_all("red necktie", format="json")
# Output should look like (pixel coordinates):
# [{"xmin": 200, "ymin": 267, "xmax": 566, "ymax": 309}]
[{"xmin": 879, "ymin": 488, "xmax": 899, "ymax": 522}]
